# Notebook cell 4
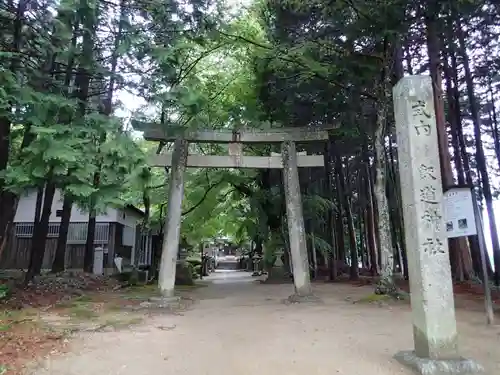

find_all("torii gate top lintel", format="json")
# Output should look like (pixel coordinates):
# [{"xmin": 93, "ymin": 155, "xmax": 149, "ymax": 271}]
[
  {"xmin": 141, "ymin": 124, "xmax": 334, "ymax": 144},
  {"xmin": 145, "ymin": 125, "xmax": 332, "ymax": 169}
]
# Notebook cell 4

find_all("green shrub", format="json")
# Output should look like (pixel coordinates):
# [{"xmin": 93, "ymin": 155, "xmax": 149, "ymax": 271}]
[
  {"xmin": 186, "ymin": 257, "xmax": 202, "ymax": 267},
  {"xmin": 0, "ymin": 284, "xmax": 10, "ymax": 301}
]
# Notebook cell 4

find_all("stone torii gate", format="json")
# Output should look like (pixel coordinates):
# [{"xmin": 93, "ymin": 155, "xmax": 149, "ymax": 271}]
[{"xmin": 143, "ymin": 125, "xmax": 330, "ymax": 301}]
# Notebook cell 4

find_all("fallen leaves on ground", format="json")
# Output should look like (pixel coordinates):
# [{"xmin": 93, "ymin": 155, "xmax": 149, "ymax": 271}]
[
  {"xmin": 0, "ymin": 272, "xmax": 137, "ymax": 375},
  {"xmin": 336, "ymin": 276, "xmax": 499, "ymax": 314},
  {"xmin": 1, "ymin": 271, "xmax": 121, "ymax": 310},
  {"xmin": 0, "ymin": 311, "xmax": 67, "ymax": 375}
]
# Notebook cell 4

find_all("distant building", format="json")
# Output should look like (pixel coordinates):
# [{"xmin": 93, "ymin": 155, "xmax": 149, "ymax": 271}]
[{"xmin": 0, "ymin": 188, "xmax": 153, "ymax": 273}]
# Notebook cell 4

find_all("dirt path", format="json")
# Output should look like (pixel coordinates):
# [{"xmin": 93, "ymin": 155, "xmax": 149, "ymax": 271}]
[{"xmin": 32, "ymin": 271, "xmax": 500, "ymax": 375}]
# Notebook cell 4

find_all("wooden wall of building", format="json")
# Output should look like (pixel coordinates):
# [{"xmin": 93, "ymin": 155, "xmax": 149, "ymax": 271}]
[
  {"xmin": 0, "ymin": 236, "xmax": 86, "ymax": 270},
  {"xmin": 0, "ymin": 223, "xmax": 118, "ymax": 270}
]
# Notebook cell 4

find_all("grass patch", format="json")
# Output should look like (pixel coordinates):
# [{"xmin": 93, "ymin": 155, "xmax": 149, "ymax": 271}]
[
  {"xmin": 0, "ymin": 309, "xmax": 33, "ymax": 319},
  {"xmin": 0, "ymin": 309, "xmax": 39, "ymax": 330},
  {"xmin": 175, "ymin": 283, "xmax": 207, "ymax": 291},
  {"xmin": 54, "ymin": 294, "xmax": 96, "ymax": 308},
  {"xmin": 67, "ymin": 305, "xmax": 98, "ymax": 320},
  {"xmin": 103, "ymin": 316, "xmax": 143, "ymax": 329},
  {"xmin": 353, "ymin": 292, "xmax": 409, "ymax": 304},
  {"xmin": 118, "ymin": 282, "xmax": 207, "ymax": 300},
  {"xmin": 355, "ymin": 293, "xmax": 392, "ymax": 303},
  {"xmin": 103, "ymin": 301, "xmax": 128, "ymax": 311},
  {"xmin": 52, "ymin": 299, "xmax": 100, "ymax": 320},
  {"xmin": 72, "ymin": 294, "xmax": 94, "ymax": 303},
  {"xmin": 120, "ymin": 284, "xmax": 160, "ymax": 299},
  {"xmin": 54, "ymin": 300, "xmax": 76, "ymax": 309}
]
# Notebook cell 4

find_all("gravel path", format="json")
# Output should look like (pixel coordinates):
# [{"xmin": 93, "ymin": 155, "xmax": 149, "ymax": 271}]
[{"xmin": 33, "ymin": 270, "xmax": 499, "ymax": 375}]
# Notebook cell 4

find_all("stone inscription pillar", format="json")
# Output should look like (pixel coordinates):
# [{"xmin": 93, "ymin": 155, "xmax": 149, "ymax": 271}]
[
  {"xmin": 158, "ymin": 139, "xmax": 188, "ymax": 297},
  {"xmin": 281, "ymin": 140, "xmax": 313, "ymax": 298},
  {"xmin": 393, "ymin": 75, "xmax": 482, "ymax": 374}
]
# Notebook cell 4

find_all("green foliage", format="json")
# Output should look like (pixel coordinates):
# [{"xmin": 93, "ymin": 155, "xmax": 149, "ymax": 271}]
[
  {"xmin": 263, "ymin": 231, "xmax": 282, "ymax": 266},
  {"xmin": 186, "ymin": 257, "xmax": 202, "ymax": 267},
  {"xmin": 0, "ymin": 284, "xmax": 10, "ymax": 301},
  {"xmin": 308, "ymin": 234, "xmax": 332, "ymax": 256},
  {"xmin": 0, "ymin": 0, "xmax": 153, "ymax": 214}
]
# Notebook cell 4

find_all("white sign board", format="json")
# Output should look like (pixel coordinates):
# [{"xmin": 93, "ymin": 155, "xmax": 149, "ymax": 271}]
[
  {"xmin": 93, "ymin": 246, "xmax": 104, "ymax": 275},
  {"xmin": 443, "ymin": 187, "xmax": 477, "ymax": 238}
]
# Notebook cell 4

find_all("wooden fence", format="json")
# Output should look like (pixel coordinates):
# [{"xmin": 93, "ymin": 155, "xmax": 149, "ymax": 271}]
[
  {"xmin": 0, "ymin": 236, "xmax": 86, "ymax": 269},
  {"xmin": 0, "ymin": 222, "xmax": 153, "ymax": 270},
  {"xmin": 0, "ymin": 222, "xmax": 110, "ymax": 270}
]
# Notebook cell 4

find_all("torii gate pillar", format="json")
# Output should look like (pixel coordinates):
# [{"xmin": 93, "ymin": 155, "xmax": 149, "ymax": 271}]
[
  {"xmin": 158, "ymin": 139, "xmax": 188, "ymax": 297},
  {"xmin": 282, "ymin": 140, "xmax": 314, "ymax": 298}
]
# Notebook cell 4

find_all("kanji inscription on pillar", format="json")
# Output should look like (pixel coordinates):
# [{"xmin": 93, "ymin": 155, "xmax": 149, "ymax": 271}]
[{"xmin": 393, "ymin": 75, "xmax": 459, "ymax": 361}]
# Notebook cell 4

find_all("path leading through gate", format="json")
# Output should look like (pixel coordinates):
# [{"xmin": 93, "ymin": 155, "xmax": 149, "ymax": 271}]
[{"xmin": 33, "ymin": 272, "xmax": 499, "ymax": 375}]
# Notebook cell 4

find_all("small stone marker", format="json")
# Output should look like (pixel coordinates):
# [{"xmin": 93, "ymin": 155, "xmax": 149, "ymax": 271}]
[{"xmin": 393, "ymin": 75, "xmax": 483, "ymax": 375}]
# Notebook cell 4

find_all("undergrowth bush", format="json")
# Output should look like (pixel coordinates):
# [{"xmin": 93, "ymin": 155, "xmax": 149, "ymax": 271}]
[{"xmin": 0, "ymin": 284, "xmax": 10, "ymax": 301}]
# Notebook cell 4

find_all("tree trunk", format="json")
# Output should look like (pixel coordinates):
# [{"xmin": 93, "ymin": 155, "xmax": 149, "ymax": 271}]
[
  {"xmin": 84, "ymin": 0, "xmax": 126, "ymax": 265},
  {"xmin": 333, "ymin": 153, "xmax": 347, "ymax": 274},
  {"xmin": 387, "ymin": 133, "xmax": 408, "ymax": 279},
  {"xmin": 79, "ymin": 1, "xmax": 99, "ymax": 271},
  {"xmin": 25, "ymin": 181, "xmax": 56, "ymax": 283},
  {"xmin": 0, "ymin": 0, "xmax": 28, "ymax": 259},
  {"xmin": 336, "ymin": 156, "xmax": 359, "ymax": 280},
  {"xmin": 456, "ymin": 21, "xmax": 500, "ymax": 284},
  {"xmin": 324, "ymin": 140, "xmax": 338, "ymax": 280},
  {"xmin": 442, "ymin": 44, "xmax": 465, "ymax": 185},
  {"xmin": 444, "ymin": 19, "xmax": 487, "ymax": 278},
  {"xmin": 425, "ymin": 3, "xmax": 453, "ymax": 186},
  {"xmin": 310, "ymin": 231, "xmax": 318, "ymax": 279},
  {"xmin": 362, "ymin": 142, "xmax": 379, "ymax": 275},
  {"xmin": 487, "ymin": 77, "xmax": 500, "ymax": 169},
  {"xmin": 425, "ymin": 2, "xmax": 471, "ymax": 281},
  {"xmin": 488, "ymin": 76, "xmax": 500, "ymax": 168},
  {"xmin": 84, "ymin": 214, "xmax": 97, "ymax": 273},
  {"xmin": 373, "ymin": 97, "xmax": 395, "ymax": 294},
  {"xmin": 34, "ymin": 186, "xmax": 44, "ymax": 224},
  {"xmin": 52, "ymin": 196, "xmax": 72, "ymax": 273},
  {"xmin": 356, "ymin": 191, "xmax": 366, "ymax": 270}
]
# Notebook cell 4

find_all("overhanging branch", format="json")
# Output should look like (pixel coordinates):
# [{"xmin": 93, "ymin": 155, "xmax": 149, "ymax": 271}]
[
  {"xmin": 216, "ymin": 30, "xmax": 378, "ymax": 101},
  {"xmin": 182, "ymin": 178, "xmax": 226, "ymax": 216}
]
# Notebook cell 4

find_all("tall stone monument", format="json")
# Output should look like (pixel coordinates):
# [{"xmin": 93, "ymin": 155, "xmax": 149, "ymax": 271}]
[{"xmin": 393, "ymin": 75, "xmax": 483, "ymax": 375}]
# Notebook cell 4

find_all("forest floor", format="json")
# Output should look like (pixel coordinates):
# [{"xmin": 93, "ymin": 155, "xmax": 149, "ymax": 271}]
[{"xmin": 1, "ymin": 270, "xmax": 499, "ymax": 375}]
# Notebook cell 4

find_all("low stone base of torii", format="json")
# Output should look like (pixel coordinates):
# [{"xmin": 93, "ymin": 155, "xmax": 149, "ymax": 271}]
[{"xmin": 144, "ymin": 126, "xmax": 331, "ymax": 302}]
